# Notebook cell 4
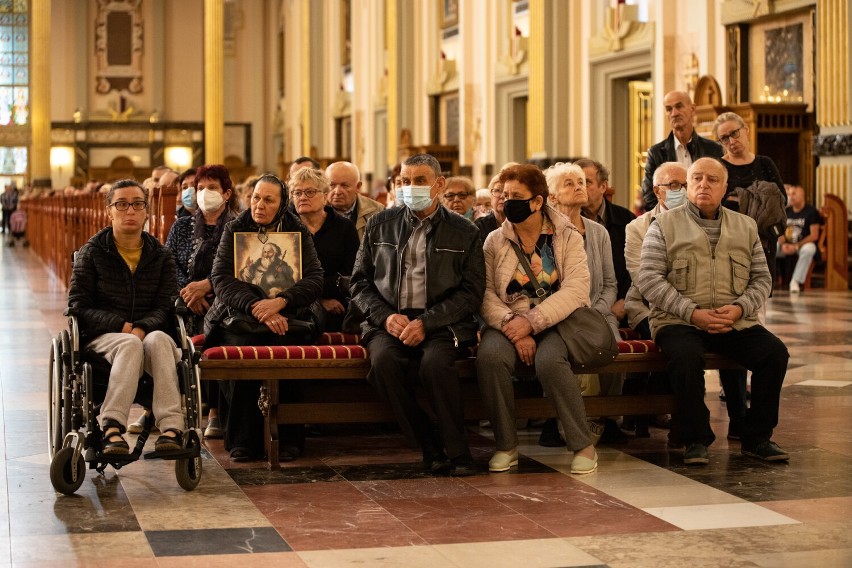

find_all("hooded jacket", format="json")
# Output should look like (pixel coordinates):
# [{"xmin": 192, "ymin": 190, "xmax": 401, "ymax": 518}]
[{"xmin": 68, "ymin": 227, "xmax": 178, "ymax": 346}]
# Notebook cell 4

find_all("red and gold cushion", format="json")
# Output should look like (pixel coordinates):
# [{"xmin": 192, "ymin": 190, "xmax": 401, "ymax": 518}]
[
  {"xmin": 202, "ymin": 344, "xmax": 368, "ymax": 360},
  {"xmin": 617, "ymin": 340, "xmax": 659, "ymax": 354},
  {"xmin": 192, "ymin": 331, "xmax": 360, "ymax": 350},
  {"xmin": 618, "ymin": 328, "xmax": 642, "ymax": 340}
]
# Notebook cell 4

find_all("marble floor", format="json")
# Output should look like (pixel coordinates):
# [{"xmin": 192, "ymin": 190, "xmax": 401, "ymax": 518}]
[{"xmin": 1, "ymin": 243, "xmax": 851, "ymax": 567}]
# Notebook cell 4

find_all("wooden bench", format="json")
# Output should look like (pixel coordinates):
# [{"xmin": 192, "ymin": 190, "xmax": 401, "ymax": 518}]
[{"xmin": 196, "ymin": 331, "xmax": 744, "ymax": 470}]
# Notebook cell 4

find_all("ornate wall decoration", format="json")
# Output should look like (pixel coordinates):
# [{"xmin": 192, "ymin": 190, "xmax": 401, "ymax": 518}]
[
  {"xmin": 94, "ymin": 0, "xmax": 144, "ymax": 94},
  {"xmin": 813, "ymin": 134, "xmax": 852, "ymax": 157}
]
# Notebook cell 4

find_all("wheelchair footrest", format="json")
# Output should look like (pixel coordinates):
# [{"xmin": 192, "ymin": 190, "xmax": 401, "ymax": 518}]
[{"xmin": 142, "ymin": 447, "xmax": 199, "ymax": 461}]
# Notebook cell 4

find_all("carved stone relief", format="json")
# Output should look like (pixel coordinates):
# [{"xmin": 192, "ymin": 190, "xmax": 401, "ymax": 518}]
[{"xmin": 94, "ymin": 0, "xmax": 144, "ymax": 94}]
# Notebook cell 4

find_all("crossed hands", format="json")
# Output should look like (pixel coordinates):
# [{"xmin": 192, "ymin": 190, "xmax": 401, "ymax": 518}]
[
  {"xmin": 690, "ymin": 304, "xmax": 743, "ymax": 334},
  {"xmin": 180, "ymin": 279, "xmax": 212, "ymax": 315},
  {"xmin": 252, "ymin": 297, "xmax": 289, "ymax": 335},
  {"xmin": 503, "ymin": 316, "xmax": 535, "ymax": 366},
  {"xmin": 385, "ymin": 313, "xmax": 425, "ymax": 347}
]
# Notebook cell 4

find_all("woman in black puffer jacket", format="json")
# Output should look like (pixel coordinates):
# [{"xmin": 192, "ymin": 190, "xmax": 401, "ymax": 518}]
[
  {"xmin": 68, "ymin": 179, "xmax": 184, "ymax": 455},
  {"xmin": 204, "ymin": 174, "xmax": 323, "ymax": 462}
]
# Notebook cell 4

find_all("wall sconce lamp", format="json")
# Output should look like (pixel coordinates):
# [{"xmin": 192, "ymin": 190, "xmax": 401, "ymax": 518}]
[{"xmin": 164, "ymin": 146, "xmax": 193, "ymax": 171}]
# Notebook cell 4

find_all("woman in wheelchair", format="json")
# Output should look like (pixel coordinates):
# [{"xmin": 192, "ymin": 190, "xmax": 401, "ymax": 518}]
[{"xmin": 68, "ymin": 179, "xmax": 185, "ymax": 455}]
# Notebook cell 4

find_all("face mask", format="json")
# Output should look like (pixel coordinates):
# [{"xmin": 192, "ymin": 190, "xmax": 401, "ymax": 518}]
[
  {"xmin": 400, "ymin": 184, "xmax": 435, "ymax": 212},
  {"xmin": 503, "ymin": 197, "xmax": 537, "ymax": 224},
  {"xmin": 664, "ymin": 188, "xmax": 686, "ymax": 209},
  {"xmin": 197, "ymin": 188, "xmax": 225, "ymax": 214},
  {"xmin": 181, "ymin": 187, "xmax": 196, "ymax": 209},
  {"xmin": 394, "ymin": 190, "xmax": 404, "ymax": 207}
]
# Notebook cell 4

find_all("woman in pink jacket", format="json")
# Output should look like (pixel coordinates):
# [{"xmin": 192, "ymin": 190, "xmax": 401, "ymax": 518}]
[{"xmin": 476, "ymin": 164, "xmax": 598, "ymax": 475}]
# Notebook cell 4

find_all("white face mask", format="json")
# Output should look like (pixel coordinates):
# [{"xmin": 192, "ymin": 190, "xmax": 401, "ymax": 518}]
[
  {"xmin": 400, "ymin": 184, "xmax": 435, "ymax": 211},
  {"xmin": 664, "ymin": 188, "xmax": 686, "ymax": 209},
  {"xmin": 197, "ymin": 188, "xmax": 225, "ymax": 214}
]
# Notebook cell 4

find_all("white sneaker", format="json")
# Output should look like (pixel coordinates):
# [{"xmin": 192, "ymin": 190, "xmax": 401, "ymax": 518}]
[
  {"xmin": 488, "ymin": 448, "xmax": 519, "ymax": 472},
  {"xmin": 790, "ymin": 280, "xmax": 800, "ymax": 294}
]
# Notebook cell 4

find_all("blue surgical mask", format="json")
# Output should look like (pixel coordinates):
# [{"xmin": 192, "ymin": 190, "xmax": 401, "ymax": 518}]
[
  {"xmin": 400, "ymin": 184, "xmax": 435, "ymax": 212},
  {"xmin": 181, "ymin": 187, "xmax": 196, "ymax": 209},
  {"xmin": 664, "ymin": 188, "xmax": 686, "ymax": 209}
]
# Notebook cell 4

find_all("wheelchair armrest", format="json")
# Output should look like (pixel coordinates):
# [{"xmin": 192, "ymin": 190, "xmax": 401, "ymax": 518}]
[
  {"xmin": 64, "ymin": 307, "xmax": 78, "ymax": 317},
  {"xmin": 175, "ymin": 297, "xmax": 188, "ymax": 316}
]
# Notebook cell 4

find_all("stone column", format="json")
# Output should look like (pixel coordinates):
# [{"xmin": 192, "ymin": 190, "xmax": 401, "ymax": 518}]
[
  {"xmin": 204, "ymin": 0, "xmax": 224, "ymax": 164},
  {"xmin": 30, "ymin": 0, "xmax": 51, "ymax": 187}
]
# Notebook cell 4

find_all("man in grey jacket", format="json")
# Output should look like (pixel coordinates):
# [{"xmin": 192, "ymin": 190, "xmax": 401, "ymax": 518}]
[{"xmin": 638, "ymin": 157, "xmax": 789, "ymax": 466}]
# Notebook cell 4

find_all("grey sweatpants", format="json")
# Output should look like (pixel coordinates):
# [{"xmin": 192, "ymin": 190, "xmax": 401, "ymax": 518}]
[
  {"xmin": 476, "ymin": 327, "xmax": 592, "ymax": 451},
  {"xmin": 88, "ymin": 331, "xmax": 184, "ymax": 433}
]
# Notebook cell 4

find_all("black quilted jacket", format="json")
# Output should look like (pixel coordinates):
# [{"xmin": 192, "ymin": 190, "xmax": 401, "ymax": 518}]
[{"xmin": 68, "ymin": 228, "xmax": 178, "ymax": 346}]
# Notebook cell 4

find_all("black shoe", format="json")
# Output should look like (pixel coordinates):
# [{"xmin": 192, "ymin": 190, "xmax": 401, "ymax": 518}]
[
  {"xmin": 423, "ymin": 448, "xmax": 451, "ymax": 474},
  {"xmin": 229, "ymin": 446, "xmax": 254, "ymax": 462},
  {"xmin": 651, "ymin": 414, "xmax": 672, "ymax": 429},
  {"xmin": 683, "ymin": 443, "xmax": 709, "ymax": 465},
  {"xmin": 727, "ymin": 421, "xmax": 742, "ymax": 441},
  {"xmin": 742, "ymin": 440, "xmax": 789, "ymax": 462},
  {"xmin": 279, "ymin": 445, "xmax": 301, "ymax": 462},
  {"xmin": 600, "ymin": 419, "xmax": 629, "ymax": 445},
  {"xmin": 538, "ymin": 418, "xmax": 566, "ymax": 447},
  {"xmin": 449, "ymin": 457, "xmax": 477, "ymax": 477}
]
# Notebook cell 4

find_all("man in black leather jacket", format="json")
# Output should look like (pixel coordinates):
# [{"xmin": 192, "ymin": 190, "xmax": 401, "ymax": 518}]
[
  {"xmin": 641, "ymin": 91, "xmax": 723, "ymax": 211},
  {"xmin": 350, "ymin": 154, "xmax": 485, "ymax": 476}
]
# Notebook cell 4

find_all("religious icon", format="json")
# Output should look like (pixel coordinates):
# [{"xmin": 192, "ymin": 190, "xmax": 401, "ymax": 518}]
[{"xmin": 234, "ymin": 232, "xmax": 303, "ymax": 299}]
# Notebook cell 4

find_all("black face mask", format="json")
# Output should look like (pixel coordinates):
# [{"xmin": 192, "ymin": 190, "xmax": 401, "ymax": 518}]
[{"xmin": 503, "ymin": 197, "xmax": 537, "ymax": 224}]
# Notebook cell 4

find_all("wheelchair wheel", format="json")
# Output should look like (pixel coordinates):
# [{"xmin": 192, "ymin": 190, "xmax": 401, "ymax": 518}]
[
  {"xmin": 47, "ymin": 336, "xmax": 66, "ymax": 458},
  {"xmin": 175, "ymin": 430, "xmax": 202, "ymax": 491},
  {"xmin": 50, "ymin": 446, "xmax": 86, "ymax": 495}
]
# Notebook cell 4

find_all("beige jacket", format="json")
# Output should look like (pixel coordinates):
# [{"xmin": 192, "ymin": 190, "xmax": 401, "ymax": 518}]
[
  {"xmin": 480, "ymin": 206, "xmax": 590, "ymax": 334},
  {"xmin": 354, "ymin": 194, "xmax": 385, "ymax": 240},
  {"xmin": 623, "ymin": 204, "xmax": 664, "ymax": 329}
]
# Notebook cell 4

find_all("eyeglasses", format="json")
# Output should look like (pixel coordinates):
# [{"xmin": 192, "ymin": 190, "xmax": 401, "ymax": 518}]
[
  {"xmin": 443, "ymin": 192, "xmax": 471, "ymax": 201},
  {"xmin": 290, "ymin": 188, "xmax": 322, "ymax": 199},
  {"xmin": 490, "ymin": 188, "xmax": 504, "ymax": 197},
  {"xmin": 109, "ymin": 201, "xmax": 147, "ymax": 211},
  {"xmin": 655, "ymin": 181, "xmax": 687, "ymax": 191},
  {"xmin": 718, "ymin": 127, "xmax": 743, "ymax": 145}
]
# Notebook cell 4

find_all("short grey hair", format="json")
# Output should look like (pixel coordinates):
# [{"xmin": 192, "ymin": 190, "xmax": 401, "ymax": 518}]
[
  {"xmin": 290, "ymin": 167, "xmax": 329, "ymax": 194},
  {"xmin": 326, "ymin": 161, "xmax": 361, "ymax": 182},
  {"xmin": 544, "ymin": 162, "xmax": 585, "ymax": 196},
  {"xmin": 403, "ymin": 154, "xmax": 442, "ymax": 178},
  {"xmin": 653, "ymin": 162, "xmax": 688, "ymax": 186}
]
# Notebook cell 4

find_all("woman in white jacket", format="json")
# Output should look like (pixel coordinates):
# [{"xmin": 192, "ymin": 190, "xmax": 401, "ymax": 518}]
[{"xmin": 476, "ymin": 164, "xmax": 598, "ymax": 474}]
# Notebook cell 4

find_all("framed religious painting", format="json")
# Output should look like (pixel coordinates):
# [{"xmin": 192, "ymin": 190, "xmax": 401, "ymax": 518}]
[{"xmin": 233, "ymin": 232, "xmax": 303, "ymax": 299}]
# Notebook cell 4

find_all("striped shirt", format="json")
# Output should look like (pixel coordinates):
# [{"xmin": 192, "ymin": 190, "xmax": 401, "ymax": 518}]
[{"xmin": 399, "ymin": 210, "xmax": 434, "ymax": 310}]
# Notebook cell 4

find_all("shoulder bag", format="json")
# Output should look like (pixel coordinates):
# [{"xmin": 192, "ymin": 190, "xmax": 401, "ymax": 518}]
[{"xmin": 508, "ymin": 239, "xmax": 618, "ymax": 370}]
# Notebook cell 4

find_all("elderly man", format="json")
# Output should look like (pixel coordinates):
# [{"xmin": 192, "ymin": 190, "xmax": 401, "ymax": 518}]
[
  {"xmin": 350, "ymin": 153, "xmax": 484, "ymax": 476},
  {"xmin": 442, "ymin": 176, "xmax": 476, "ymax": 220},
  {"xmin": 638, "ymin": 157, "xmax": 789, "ymax": 465},
  {"xmin": 623, "ymin": 162, "xmax": 687, "ymax": 435},
  {"xmin": 326, "ymin": 161, "xmax": 384, "ymax": 240},
  {"xmin": 641, "ymin": 91, "xmax": 723, "ymax": 211}
]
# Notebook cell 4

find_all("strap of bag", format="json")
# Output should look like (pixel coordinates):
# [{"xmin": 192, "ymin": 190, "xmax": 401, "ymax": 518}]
[{"xmin": 508, "ymin": 238, "xmax": 547, "ymax": 299}]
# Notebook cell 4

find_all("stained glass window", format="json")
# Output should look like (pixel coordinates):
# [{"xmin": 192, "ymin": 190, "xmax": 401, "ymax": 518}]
[{"xmin": 0, "ymin": 0, "xmax": 27, "ymax": 176}]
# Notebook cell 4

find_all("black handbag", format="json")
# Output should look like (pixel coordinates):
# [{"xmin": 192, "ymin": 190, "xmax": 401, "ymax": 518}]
[
  {"xmin": 508, "ymin": 239, "xmax": 618, "ymax": 370},
  {"xmin": 221, "ymin": 301, "xmax": 323, "ymax": 344}
]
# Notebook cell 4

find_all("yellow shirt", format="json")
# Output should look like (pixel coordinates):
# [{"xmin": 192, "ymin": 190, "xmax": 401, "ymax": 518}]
[{"xmin": 116, "ymin": 242, "xmax": 143, "ymax": 274}]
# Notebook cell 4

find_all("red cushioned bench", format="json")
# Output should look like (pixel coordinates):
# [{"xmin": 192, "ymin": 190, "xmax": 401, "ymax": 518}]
[{"xmin": 196, "ymin": 331, "xmax": 743, "ymax": 470}]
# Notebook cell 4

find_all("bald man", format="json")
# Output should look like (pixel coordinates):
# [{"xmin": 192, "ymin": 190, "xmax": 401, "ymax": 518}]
[
  {"xmin": 641, "ymin": 91, "xmax": 723, "ymax": 211},
  {"xmin": 326, "ymin": 161, "xmax": 384, "ymax": 240},
  {"xmin": 638, "ymin": 157, "xmax": 789, "ymax": 466}
]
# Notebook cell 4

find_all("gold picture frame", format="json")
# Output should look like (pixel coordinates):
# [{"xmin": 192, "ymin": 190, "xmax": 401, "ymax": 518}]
[
  {"xmin": 440, "ymin": 0, "xmax": 459, "ymax": 29},
  {"xmin": 234, "ymin": 232, "xmax": 303, "ymax": 299}
]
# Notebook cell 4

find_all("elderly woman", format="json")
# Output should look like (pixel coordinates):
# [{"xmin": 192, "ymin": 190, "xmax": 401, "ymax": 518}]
[
  {"xmin": 477, "ymin": 164, "xmax": 598, "ymax": 474},
  {"xmin": 68, "ymin": 179, "xmax": 184, "ymax": 455},
  {"xmin": 204, "ymin": 174, "xmax": 324, "ymax": 462},
  {"xmin": 290, "ymin": 167, "xmax": 359, "ymax": 331},
  {"xmin": 157, "ymin": 164, "xmax": 238, "ymax": 439},
  {"xmin": 474, "ymin": 173, "xmax": 506, "ymax": 242},
  {"xmin": 713, "ymin": 112, "xmax": 786, "ymax": 440},
  {"xmin": 546, "ymin": 162, "xmax": 623, "ymax": 445}
]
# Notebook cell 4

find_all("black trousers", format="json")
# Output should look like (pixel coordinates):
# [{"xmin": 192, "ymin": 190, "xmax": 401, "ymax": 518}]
[
  {"xmin": 655, "ymin": 324, "xmax": 788, "ymax": 448},
  {"xmin": 215, "ymin": 329, "xmax": 304, "ymax": 457},
  {"xmin": 366, "ymin": 329, "xmax": 470, "ymax": 461}
]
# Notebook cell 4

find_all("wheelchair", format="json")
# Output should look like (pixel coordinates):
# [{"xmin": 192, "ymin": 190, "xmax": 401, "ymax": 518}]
[{"xmin": 47, "ymin": 301, "xmax": 204, "ymax": 495}]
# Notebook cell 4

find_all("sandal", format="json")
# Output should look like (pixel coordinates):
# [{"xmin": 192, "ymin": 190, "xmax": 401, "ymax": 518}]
[
  {"xmin": 102, "ymin": 420, "xmax": 130, "ymax": 455},
  {"xmin": 154, "ymin": 429, "xmax": 183, "ymax": 452}
]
